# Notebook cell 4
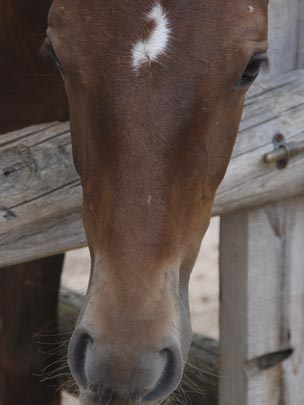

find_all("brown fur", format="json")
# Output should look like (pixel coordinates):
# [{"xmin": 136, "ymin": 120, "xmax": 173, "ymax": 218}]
[
  {"xmin": 46, "ymin": 0, "xmax": 269, "ymax": 403},
  {"xmin": 0, "ymin": 0, "xmax": 269, "ymax": 404}
]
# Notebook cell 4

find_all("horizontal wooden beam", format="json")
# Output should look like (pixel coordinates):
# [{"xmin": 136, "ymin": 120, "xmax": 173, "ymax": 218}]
[{"xmin": 1, "ymin": 69, "xmax": 304, "ymax": 267}]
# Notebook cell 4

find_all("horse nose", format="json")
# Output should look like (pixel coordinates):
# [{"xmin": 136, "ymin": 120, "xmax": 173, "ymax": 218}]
[{"xmin": 68, "ymin": 327, "xmax": 183, "ymax": 402}]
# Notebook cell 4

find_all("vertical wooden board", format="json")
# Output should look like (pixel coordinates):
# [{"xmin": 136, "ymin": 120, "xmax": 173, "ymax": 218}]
[
  {"xmin": 219, "ymin": 198, "xmax": 304, "ymax": 405},
  {"xmin": 267, "ymin": 0, "xmax": 300, "ymax": 74},
  {"xmin": 219, "ymin": 209, "xmax": 282, "ymax": 405},
  {"xmin": 298, "ymin": 0, "xmax": 304, "ymax": 68},
  {"xmin": 219, "ymin": 2, "xmax": 304, "ymax": 404},
  {"xmin": 219, "ymin": 210, "xmax": 248, "ymax": 404},
  {"xmin": 247, "ymin": 368, "xmax": 281, "ymax": 405},
  {"xmin": 246, "ymin": 205, "xmax": 291, "ymax": 359},
  {"xmin": 279, "ymin": 199, "xmax": 304, "ymax": 403}
]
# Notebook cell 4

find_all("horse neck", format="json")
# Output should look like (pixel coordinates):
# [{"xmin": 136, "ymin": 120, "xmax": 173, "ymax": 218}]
[{"xmin": 0, "ymin": 0, "xmax": 68, "ymax": 134}]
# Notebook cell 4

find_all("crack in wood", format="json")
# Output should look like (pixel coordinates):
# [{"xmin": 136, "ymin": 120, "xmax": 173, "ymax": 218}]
[
  {"xmin": 0, "ymin": 123, "xmax": 58, "ymax": 148},
  {"xmin": 4, "ymin": 179, "xmax": 81, "ymax": 212},
  {"xmin": 246, "ymin": 348, "xmax": 294, "ymax": 374}
]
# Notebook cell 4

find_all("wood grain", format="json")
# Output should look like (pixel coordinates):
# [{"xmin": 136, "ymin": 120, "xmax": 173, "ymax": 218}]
[
  {"xmin": 297, "ymin": 0, "xmax": 304, "ymax": 68},
  {"xmin": 267, "ymin": 0, "xmax": 300, "ymax": 74},
  {"xmin": 219, "ymin": 198, "xmax": 304, "ymax": 405},
  {"xmin": 219, "ymin": 5, "xmax": 304, "ymax": 403}
]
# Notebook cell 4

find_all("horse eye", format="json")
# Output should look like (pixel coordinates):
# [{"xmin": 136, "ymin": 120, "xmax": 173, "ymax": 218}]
[
  {"xmin": 238, "ymin": 52, "xmax": 269, "ymax": 88},
  {"xmin": 47, "ymin": 42, "xmax": 63, "ymax": 71}
]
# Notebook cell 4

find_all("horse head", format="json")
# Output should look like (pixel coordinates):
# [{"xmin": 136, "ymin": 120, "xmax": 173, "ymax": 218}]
[{"xmin": 46, "ymin": 1, "xmax": 268, "ymax": 403}]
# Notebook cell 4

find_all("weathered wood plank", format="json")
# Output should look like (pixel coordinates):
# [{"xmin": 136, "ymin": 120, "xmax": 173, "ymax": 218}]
[
  {"xmin": 297, "ymin": 0, "xmax": 304, "ymax": 68},
  {"xmin": 0, "ymin": 70, "xmax": 304, "ymax": 266},
  {"xmin": 267, "ymin": 0, "xmax": 301, "ymax": 74},
  {"xmin": 219, "ymin": 197, "xmax": 304, "ymax": 405},
  {"xmin": 219, "ymin": 5, "xmax": 304, "ymax": 403},
  {"xmin": 58, "ymin": 288, "xmax": 219, "ymax": 404}
]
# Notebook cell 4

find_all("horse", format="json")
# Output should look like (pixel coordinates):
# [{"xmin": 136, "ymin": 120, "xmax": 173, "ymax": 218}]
[{"xmin": 0, "ymin": 0, "xmax": 269, "ymax": 404}]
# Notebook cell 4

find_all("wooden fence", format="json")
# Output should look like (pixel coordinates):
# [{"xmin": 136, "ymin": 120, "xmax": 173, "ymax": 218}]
[
  {"xmin": 1, "ymin": 1, "xmax": 304, "ymax": 404},
  {"xmin": 220, "ymin": 1, "xmax": 304, "ymax": 404}
]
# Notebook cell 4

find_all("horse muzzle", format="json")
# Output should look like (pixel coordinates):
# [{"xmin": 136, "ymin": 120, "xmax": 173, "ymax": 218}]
[{"xmin": 68, "ymin": 326, "xmax": 184, "ymax": 404}]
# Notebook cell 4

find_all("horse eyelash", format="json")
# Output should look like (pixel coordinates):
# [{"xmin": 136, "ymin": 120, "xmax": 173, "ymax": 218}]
[
  {"xmin": 39, "ymin": 40, "xmax": 51, "ymax": 61},
  {"xmin": 260, "ymin": 57, "xmax": 270, "ymax": 72},
  {"xmin": 255, "ymin": 53, "xmax": 270, "ymax": 72}
]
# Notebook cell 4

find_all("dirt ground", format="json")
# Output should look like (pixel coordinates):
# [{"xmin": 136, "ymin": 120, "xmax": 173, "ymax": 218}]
[{"xmin": 61, "ymin": 217, "xmax": 220, "ymax": 404}]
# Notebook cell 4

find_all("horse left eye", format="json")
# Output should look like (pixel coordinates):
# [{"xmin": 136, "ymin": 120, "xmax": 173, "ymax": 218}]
[
  {"xmin": 238, "ymin": 52, "xmax": 269, "ymax": 88},
  {"xmin": 47, "ymin": 43, "xmax": 63, "ymax": 71}
]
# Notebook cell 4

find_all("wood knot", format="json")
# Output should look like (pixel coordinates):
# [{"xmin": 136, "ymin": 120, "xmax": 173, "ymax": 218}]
[{"xmin": 0, "ymin": 208, "xmax": 16, "ymax": 222}]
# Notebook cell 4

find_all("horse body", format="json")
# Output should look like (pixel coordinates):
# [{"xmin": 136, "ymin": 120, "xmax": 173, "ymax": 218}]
[{"xmin": 1, "ymin": 0, "xmax": 268, "ymax": 404}]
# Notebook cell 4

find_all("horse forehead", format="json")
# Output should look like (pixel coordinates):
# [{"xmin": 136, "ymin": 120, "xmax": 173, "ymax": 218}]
[
  {"xmin": 49, "ymin": 0, "xmax": 267, "ymax": 84},
  {"xmin": 49, "ymin": 0, "xmax": 267, "ymax": 59},
  {"xmin": 49, "ymin": 0, "xmax": 267, "ymax": 23},
  {"xmin": 49, "ymin": 0, "xmax": 243, "ymax": 35}
]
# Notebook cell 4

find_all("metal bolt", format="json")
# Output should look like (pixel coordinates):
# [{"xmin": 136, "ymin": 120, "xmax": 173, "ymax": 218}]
[{"xmin": 263, "ymin": 134, "xmax": 304, "ymax": 169}]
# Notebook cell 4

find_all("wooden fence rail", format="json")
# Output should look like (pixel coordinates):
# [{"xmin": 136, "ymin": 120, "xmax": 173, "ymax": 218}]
[{"xmin": 1, "ymin": 69, "xmax": 304, "ymax": 267}]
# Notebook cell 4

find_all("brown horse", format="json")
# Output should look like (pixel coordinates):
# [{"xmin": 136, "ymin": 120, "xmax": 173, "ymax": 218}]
[{"xmin": 1, "ymin": 0, "xmax": 269, "ymax": 404}]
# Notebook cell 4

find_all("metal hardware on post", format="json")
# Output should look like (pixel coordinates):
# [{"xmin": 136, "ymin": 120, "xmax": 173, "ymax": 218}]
[{"xmin": 263, "ymin": 134, "xmax": 304, "ymax": 169}]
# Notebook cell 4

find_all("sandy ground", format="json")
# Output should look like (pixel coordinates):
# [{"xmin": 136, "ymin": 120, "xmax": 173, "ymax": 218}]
[{"xmin": 61, "ymin": 217, "xmax": 220, "ymax": 404}]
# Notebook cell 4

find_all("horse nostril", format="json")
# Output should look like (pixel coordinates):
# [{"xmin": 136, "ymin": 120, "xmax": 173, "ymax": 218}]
[
  {"xmin": 68, "ymin": 329, "xmax": 183, "ymax": 403},
  {"xmin": 68, "ymin": 329, "xmax": 92, "ymax": 388},
  {"xmin": 143, "ymin": 344, "xmax": 183, "ymax": 402}
]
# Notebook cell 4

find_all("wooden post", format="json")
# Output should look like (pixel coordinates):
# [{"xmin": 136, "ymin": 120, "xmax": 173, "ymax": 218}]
[
  {"xmin": 267, "ymin": 0, "xmax": 303, "ymax": 74},
  {"xmin": 297, "ymin": 0, "xmax": 304, "ymax": 69},
  {"xmin": 219, "ymin": 1, "xmax": 304, "ymax": 403},
  {"xmin": 219, "ymin": 198, "xmax": 304, "ymax": 404}
]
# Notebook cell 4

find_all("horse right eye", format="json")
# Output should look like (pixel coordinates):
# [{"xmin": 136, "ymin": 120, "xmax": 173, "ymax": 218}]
[
  {"xmin": 237, "ymin": 52, "xmax": 269, "ymax": 88},
  {"xmin": 45, "ymin": 40, "xmax": 63, "ymax": 72}
]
